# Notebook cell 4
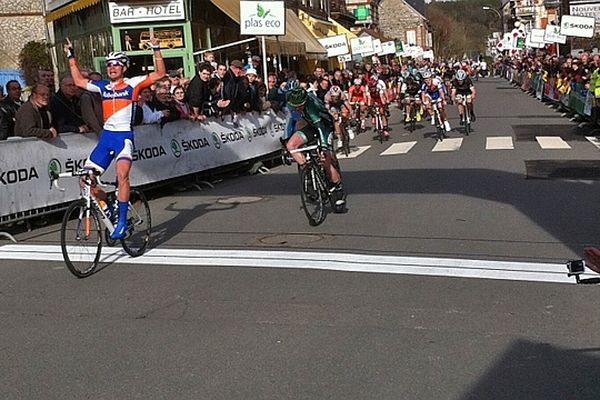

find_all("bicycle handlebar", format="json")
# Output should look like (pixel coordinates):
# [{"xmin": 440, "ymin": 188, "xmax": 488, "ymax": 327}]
[
  {"xmin": 50, "ymin": 169, "xmax": 112, "ymax": 192},
  {"xmin": 289, "ymin": 144, "xmax": 320, "ymax": 154}
]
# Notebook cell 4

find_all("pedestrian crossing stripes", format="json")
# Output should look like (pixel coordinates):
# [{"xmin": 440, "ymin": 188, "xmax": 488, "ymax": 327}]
[
  {"xmin": 337, "ymin": 145, "xmax": 371, "ymax": 159},
  {"xmin": 336, "ymin": 136, "xmax": 600, "ymax": 159},
  {"xmin": 535, "ymin": 136, "xmax": 571, "ymax": 149},
  {"xmin": 380, "ymin": 142, "xmax": 417, "ymax": 156},
  {"xmin": 486, "ymin": 136, "xmax": 514, "ymax": 150},
  {"xmin": 586, "ymin": 136, "xmax": 600, "ymax": 150},
  {"xmin": 432, "ymin": 138, "xmax": 463, "ymax": 152}
]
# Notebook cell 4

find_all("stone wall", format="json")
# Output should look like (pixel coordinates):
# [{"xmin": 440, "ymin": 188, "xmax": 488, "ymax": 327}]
[
  {"xmin": 0, "ymin": 0, "xmax": 46, "ymax": 70},
  {"xmin": 378, "ymin": 0, "xmax": 428, "ymax": 47}
]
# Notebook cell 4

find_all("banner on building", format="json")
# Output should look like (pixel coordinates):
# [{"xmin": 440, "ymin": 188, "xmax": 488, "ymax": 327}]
[
  {"xmin": 570, "ymin": 2, "xmax": 600, "ymax": 32},
  {"xmin": 318, "ymin": 34, "xmax": 350, "ymax": 58},
  {"xmin": 560, "ymin": 15, "xmax": 596, "ymax": 38},
  {"xmin": 530, "ymin": 28, "xmax": 548, "ymax": 44},
  {"xmin": 350, "ymin": 36, "xmax": 374, "ymax": 55},
  {"xmin": 378, "ymin": 41, "xmax": 396, "ymax": 56},
  {"xmin": 544, "ymin": 25, "xmax": 567, "ymax": 44},
  {"xmin": 240, "ymin": 1, "xmax": 286, "ymax": 36},
  {"xmin": 0, "ymin": 113, "xmax": 286, "ymax": 219},
  {"xmin": 108, "ymin": 0, "xmax": 186, "ymax": 24}
]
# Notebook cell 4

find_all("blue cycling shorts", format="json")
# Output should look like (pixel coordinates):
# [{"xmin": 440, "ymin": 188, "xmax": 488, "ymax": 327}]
[{"xmin": 85, "ymin": 130, "xmax": 134, "ymax": 173}]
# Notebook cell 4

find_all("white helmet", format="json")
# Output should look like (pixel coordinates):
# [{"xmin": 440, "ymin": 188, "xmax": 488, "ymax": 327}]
[
  {"xmin": 329, "ymin": 85, "xmax": 342, "ymax": 96},
  {"xmin": 421, "ymin": 70, "xmax": 433, "ymax": 79},
  {"xmin": 106, "ymin": 51, "xmax": 130, "ymax": 68},
  {"xmin": 455, "ymin": 69, "xmax": 467, "ymax": 81}
]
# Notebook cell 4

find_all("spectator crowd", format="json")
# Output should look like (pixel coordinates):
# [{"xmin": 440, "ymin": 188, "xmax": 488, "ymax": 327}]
[{"xmin": 494, "ymin": 50, "xmax": 600, "ymax": 127}]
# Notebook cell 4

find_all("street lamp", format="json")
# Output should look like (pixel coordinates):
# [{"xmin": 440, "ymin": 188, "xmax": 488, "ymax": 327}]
[{"xmin": 482, "ymin": 6, "xmax": 504, "ymax": 34}]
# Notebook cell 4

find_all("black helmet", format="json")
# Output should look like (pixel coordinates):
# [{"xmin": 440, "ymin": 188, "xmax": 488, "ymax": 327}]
[{"xmin": 286, "ymin": 87, "xmax": 308, "ymax": 107}]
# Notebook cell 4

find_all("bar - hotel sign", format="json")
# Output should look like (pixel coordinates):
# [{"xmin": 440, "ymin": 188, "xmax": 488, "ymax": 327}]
[{"xmin": 108, "ymin": 0, "xmax": 185, "ymax": 24}]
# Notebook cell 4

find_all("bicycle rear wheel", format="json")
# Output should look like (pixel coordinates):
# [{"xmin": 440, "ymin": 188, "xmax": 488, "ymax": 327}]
[
  {"xmin": 299, "ymin": 165, "xmax": 326, "ymax": 226},
  {"xmin": 341, "ymin": 128, "xmax": 350, "ymax": 157},
  {"xmin": 61, "ymin": 199, "xmax": 102, "ymax": 278},
  {"xmin": 121, "ymin": 189, "xmax": 151, "ymax": 257}
]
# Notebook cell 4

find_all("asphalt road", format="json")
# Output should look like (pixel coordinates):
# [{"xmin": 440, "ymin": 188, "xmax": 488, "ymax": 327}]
[{"xmin": 1, "ymin": 78, "xmax": 600, "ymax": 399}]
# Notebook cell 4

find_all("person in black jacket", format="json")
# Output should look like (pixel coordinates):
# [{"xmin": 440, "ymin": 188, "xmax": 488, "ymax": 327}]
[
  {"xmin": 149, "ymin": 86, "xmax": 180, "ymax": 127},
  {"xmin": 186, "ymin": 62, "xmax": 213, "ymax": 121},
  {"xmin": 50, "ymin": 76, "xmax": 90, "ymax": 133},
  {"xmin": 221, "ymin": 60, "xmax": 246, "ymax": 113},
  {"xmin": 0, "ymin": 80, "xmax": 23, "ymax": 140}
]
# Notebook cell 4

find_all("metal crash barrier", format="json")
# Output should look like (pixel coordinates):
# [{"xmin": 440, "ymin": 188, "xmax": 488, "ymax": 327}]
[{"xmin": 0, "ymin": 111, "xmax": 287, "ymax": 241}]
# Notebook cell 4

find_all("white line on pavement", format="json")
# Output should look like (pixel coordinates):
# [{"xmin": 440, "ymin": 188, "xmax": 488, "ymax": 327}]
[
  {"xmin": 486, "ymin": 136, "xmax": 514, "ymax": 150},
  {"xmin": 380, "ymin": 142, "xmax": 418, "ymax": 156},
  {"xmin": 432, "ymin": 138, "xmax": 463, "ymax": 152},
  {"xmin": 585, "ymin": 136, "xmax": 600, "ymax": 150},
  {"xmin": 338, "ymin": 145, "xmax": 371, "ymax": 159},
  {"xmin": 536, "ymin": 136, "xmax": 571, "ymax": 149},
  {"xmin": 0, "ymin": 245, "xmax": 575, "ymax": 284}
]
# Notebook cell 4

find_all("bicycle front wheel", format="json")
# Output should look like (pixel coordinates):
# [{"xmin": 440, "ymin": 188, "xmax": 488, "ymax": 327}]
[
  {"xmin": 121, "ymin": 189, "xmax": 151, "ymax": 257},
  {"xmin": 299, "ymin": 166, "xmax": 326, "ymax": 226},
  {"xmin": 61, "ymin": 199, "xmax": 102, "ymax": 278}
]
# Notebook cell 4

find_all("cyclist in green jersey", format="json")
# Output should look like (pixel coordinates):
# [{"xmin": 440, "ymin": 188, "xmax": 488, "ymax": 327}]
[{"xmin": 285, "ymin": 87, "xmax": 346, "ymax": 208}]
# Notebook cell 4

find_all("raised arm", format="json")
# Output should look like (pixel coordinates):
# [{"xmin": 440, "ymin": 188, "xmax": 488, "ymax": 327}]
[
  {"xmin": 148, "ymin": 37, "xmax": 166, "ymax": 82},
  {"xmin": 64, "ymin": 38, "xmax": 90, "ymax": 89}
]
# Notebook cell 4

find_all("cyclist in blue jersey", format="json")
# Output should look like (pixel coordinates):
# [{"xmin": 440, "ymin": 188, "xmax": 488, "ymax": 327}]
[
  {"xmin": 421, "ymin": 70, "xmax": 451, "ymax": 132},
  {"xmin": 64, "ymin": 37, "xmax": 166, "ymax": 240}
]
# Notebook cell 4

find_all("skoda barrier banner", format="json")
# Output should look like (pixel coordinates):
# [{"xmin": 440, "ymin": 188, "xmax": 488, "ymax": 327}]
[{"xmin": 0, "ymin": 111, "xmax": 286, "ymax": 219}]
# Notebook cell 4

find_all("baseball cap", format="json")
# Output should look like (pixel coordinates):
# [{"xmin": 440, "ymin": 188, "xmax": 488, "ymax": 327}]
[
  {"xmin": 246, "ymin": 68, "xmax": 258, "ymax": 76},
  {"xmin": 230, "ymin": 60, "xmax": 243, "ymax": 68}
]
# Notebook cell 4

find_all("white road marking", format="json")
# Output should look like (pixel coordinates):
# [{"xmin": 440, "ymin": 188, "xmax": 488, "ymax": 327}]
[
  {"xmin": 432, "ymin": 138, "xmax": 463, "ymax": 152},
  {"xmin": 0, "ymin": 245, "xmax": 576, "ymax": 284},
  {"xmin": 338, "ymin": 145, "xmax": 371, "ymax": 159},
  {"xmin": 536, "ymin": 136, "xmax": 571, "ymax": 149},
  {"xmin": 585, "ymin": 136, "xmax": 600, "ymax": 150},
  {"xmin": 486, "ymin": 136, "xmax": 514, "ymax": 150},
  {"xmin": 380, "ymin": 141, "xmax": 417, "ymax": 156}
]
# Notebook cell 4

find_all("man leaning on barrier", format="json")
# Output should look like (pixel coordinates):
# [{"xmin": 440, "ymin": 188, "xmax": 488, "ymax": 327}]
[
  {"xmin": 0, "ymin": 80, "xmax": 23, "ymax": 140},
  {"xmin": 14, "ymin": 84, "xmax": 57, "ymax": 139}
]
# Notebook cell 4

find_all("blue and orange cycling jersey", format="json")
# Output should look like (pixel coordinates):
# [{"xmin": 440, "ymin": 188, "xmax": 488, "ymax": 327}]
[
  {"xmin": 422, "ymin": 78, "xmax": 443, "ymax": 101},
  {"xmin": 86, "ymin": 76, "xmax": 154, "ymax": 133}
]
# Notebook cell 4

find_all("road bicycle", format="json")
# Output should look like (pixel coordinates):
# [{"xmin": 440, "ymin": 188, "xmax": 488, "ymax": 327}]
[
  {"xmin": 333, "ymin": 111, "xmax": 351, "ymax": 157},
  {"xmin": 284, "ymin": 142, "xmax": 343, "ymax": 226},
  {"xmin": 371, "ymin": 104, "xmax": 387, "ymax": 143},
  {"xmin": 430, "ymin": 99, "xmax": 447, "ymax": 142},
  {"xmin": 51, "ymin": 169, "xmax": 151, "ymax": 278},
  {"xmin": 404, "ymin": 96, "xmax": 419, "ymax": 133},
  {"xmin": 348, "ymin": 102, "xmax": 366, "ymax": 135},
  {"xmin": 456, "ymin": 94, "xmax": 473, "ymax": 136}
]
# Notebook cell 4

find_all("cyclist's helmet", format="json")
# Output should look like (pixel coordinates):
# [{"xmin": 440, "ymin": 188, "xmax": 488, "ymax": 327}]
[
  {"xmin": 105, "ymin": 51, "xmax": 130, "ymax": 68},
  {"xmin": 286, "ymin": 87, "xmax": 308, "ymax": 107},
  {"xmin": 367, "ymin": 77, "xmax": 377, "ymax": 87},
  {"xmin": 411, "ymin": 69, "xmax": 421, "ymax": 79},
  {"xmin": 353, "ymin": 78, "xmax": 362, "ymax": 85},
  {"xmin": 421, "ymin": 70, "xmax": 433, "ymax": 79},
  {"xmin": 283, "ymin": 79, "xmax": 300, "ymax": 93},
  {"xmin": 455, "ymin": 69, "xmax": 467, "ymax": 81},
  {"xmin": 329, "ymin": 85, "xmax": 342, "ymax": 96},
  {"xmin": 401, "ymin": 70, "xmax": 410, "ymax": 79}
]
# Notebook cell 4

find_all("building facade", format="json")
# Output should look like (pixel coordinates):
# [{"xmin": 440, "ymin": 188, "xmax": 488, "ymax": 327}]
[
  {"xmin": 378, "ymin": 0, "xmax": 431, "ymax": 48},
  {"xmin": 0, "ymin": 0, "xmax": 46, "ymax": 70}
]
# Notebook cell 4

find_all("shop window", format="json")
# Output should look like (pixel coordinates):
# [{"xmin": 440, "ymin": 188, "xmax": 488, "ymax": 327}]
[{"xmin": 119, "ymin": 26, "xmax": 185, "ymax": 51}]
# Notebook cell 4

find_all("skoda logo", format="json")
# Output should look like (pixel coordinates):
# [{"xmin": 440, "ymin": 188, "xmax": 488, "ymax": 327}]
[
  {"xmin": 48, "ymin": 158, "xmax": 61, "ymax": 179},
  {"xmin": 212, "ymin": 132, "xmax": 222, "ymax": 149},
  {"xmin": 170, "ymin": 139, "xmax": 181, "ymax": 158}
]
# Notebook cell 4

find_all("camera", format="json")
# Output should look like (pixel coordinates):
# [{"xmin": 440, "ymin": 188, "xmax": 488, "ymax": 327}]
[{"xmin": 566, "ymin": 259, "xmax": 586, "ymax": 276}]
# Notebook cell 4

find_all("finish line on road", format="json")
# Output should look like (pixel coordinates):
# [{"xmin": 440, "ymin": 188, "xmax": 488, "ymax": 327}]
[{"xmin": 0, "ymin": 245, "xmax": 575, "ymax": 284}]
